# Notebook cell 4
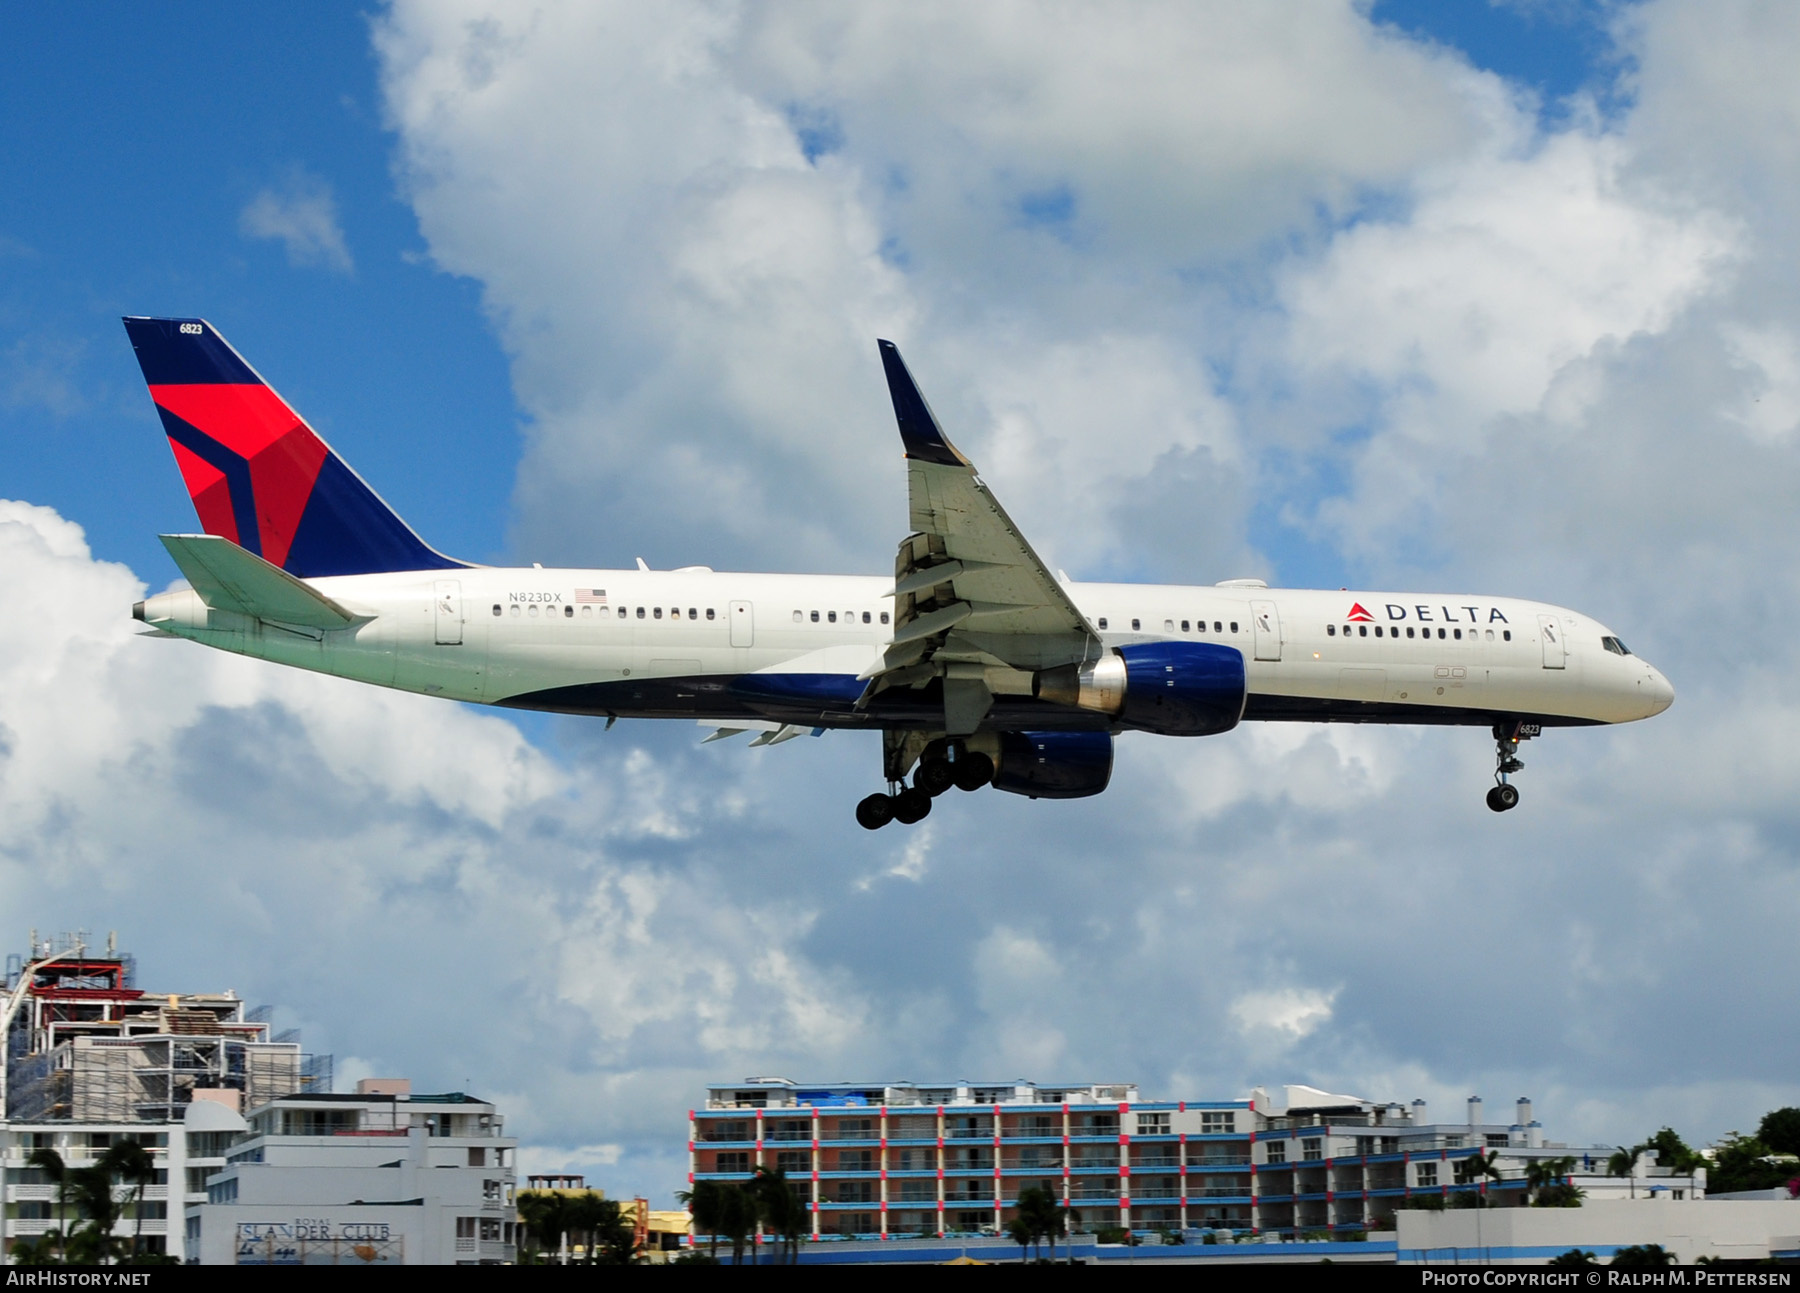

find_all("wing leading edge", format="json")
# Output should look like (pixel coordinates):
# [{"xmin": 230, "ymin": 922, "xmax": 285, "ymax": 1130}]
[{"xmin": 866, "ymin": 341, "xmax": 1102, "ymax": 734}]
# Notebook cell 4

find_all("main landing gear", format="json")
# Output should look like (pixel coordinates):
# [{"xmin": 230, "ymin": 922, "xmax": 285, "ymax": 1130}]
[
  {"xmin": 1486, "ymin": 721, "xmax": 1534, "ymax": 813},
  {"xmin": 856, "ymin": 740, "xmax": 995, "ymax": 830}
]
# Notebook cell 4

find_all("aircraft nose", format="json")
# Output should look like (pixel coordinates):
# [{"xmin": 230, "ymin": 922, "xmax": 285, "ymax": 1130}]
[{"xmin": 1641, "ymin": 665, "xmax": 1674, "ymax": 717}]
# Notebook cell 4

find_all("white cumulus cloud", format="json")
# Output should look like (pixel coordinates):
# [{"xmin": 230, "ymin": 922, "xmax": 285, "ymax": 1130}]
[{"xmin": 240, "ymin": 168, "xmax": 355, "ymax": 275}]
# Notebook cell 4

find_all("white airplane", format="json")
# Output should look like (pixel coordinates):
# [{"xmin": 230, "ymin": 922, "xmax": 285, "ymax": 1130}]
[{"xmin": 124, "ymin": 318, "xmax": 1672, "ymax": 828}]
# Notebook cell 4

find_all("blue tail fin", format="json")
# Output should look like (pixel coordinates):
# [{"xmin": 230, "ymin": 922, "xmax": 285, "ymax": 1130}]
[{"xmin": 123, "ymin": 316, "xmax": 467, "ymax": 578}]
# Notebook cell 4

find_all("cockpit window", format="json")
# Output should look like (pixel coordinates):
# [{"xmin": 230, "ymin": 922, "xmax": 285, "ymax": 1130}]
[{"xmin": 1601, "ymin": 636, "xmax": 1632, "ymax": 656}]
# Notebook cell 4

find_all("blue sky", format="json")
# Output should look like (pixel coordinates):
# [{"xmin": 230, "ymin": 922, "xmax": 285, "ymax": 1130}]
[
  {"xmin": 1, "ymin": 7, "xmax": 515, "ymax": 578},
  {"xmin": 5, "ymin": 1, "xmax": 1800, "ymax": 1207}
]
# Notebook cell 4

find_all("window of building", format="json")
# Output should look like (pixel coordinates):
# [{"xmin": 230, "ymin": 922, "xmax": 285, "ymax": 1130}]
[
  {"xmin": 1200, "ymin": 1112, "xmax": 1234, "ymax": 1134},
  {"xmin": 715, "ymin": 1152, "xmax": 751, "ymax": 1172},
  {"xmin": 1485, "ymin": 1134, "xmax": 1510, "ymax": 1148},
  {"xmin": 1137, "ymin": 1113, "xmax": 1170, "ymax": 1134},
  {"xmin": 456, "ymin": 1217, "xmax": 477, "ymax": 1239},
  {"xmin": 1416, "ymin": 1162, "xmax": 1438, "ymax": 1187},
  {"xmin": 838, "ymin": 1150, "xmax": 875, "ymax": 1171},
  {"xmin": 1302, "ymin": 1138, "xmax": 1323, "ymax": 1161},
  {"xmin": 468, "ymin": 1147, "xmax": 485, "ymax": 1167},
  {"xmin": 776, "ymin": 1150, "xmax": 809, "ymax": 1173},
  {"xmin": 1265, "ymin": 1140, "xmax": 1286, "ymax": 1163},
  {"xmin": 1097, "ymin": 617, "xmax": 1108, "ymax": 630},
  {"xmin": 1444, "ymin": 1135, "xmax": 1464, "ymax": 1149},
  {"xmin": 16, "ymin": 1202, "xmax": 50, "ymax": 1220}
]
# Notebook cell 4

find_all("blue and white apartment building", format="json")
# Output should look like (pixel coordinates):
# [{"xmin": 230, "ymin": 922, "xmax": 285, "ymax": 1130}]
[{"xmin": 687, "ymin": 1079, "xmax": 1690, "ymax": 1241}]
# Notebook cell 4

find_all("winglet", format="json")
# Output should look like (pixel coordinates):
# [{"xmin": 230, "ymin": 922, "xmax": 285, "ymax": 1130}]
[{"xmin": 877, "ymin": 340, "xmax": 970, "ymax": 467}]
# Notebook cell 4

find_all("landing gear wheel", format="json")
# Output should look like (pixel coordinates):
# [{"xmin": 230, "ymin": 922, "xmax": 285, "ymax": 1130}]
[
  {"xmin": 891, "ymin": 787, "xmax": 933, "ymax": 824},
  {"xmin": 953, "ymin": 752, "xmax": 994, "ymax": 791},
  {"xmin": 917, "ymin": 757, "xmax": 956, "ymax": 797},
  {"xmin": 855, "ymin": 793, "xmax": 895, "ymax": 831},
  {"xmin": 1486, "ymin": 784, "xmax": 1519, "ymax": 813}
]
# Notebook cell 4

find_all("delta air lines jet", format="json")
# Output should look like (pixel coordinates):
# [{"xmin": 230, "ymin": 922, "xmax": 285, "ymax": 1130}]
[{"xmin": 123, "ymin": 318, "xmax": 1673, "ymax": 827}]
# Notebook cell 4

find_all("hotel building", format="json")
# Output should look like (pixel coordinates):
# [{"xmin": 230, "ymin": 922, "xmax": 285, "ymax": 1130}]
[{"xmin": 687, "ymin": 1078, "xmax": 1698, "ymax": 1240}]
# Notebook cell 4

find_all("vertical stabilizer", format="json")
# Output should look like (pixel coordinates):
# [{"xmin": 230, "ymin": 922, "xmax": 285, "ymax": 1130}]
[{"xmin": 122, "ymin": 317, "xmax": 466, "ymax": 577}]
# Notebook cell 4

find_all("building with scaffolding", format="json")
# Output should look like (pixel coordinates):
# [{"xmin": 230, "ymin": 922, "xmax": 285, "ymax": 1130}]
[{"xmin": 0, "ymin": 931, "xmax": 330, "ymax": 1261}]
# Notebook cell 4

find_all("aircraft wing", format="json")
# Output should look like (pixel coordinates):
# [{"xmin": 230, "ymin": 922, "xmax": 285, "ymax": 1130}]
[{"xmin": 865, "ymin": 341, "xmax": 1102, "ymax": 733}]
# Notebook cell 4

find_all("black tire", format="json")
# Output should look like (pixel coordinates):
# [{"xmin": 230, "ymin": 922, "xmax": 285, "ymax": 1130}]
[
  {"xmin": 892, "ymin": 787, "xmax": 932, "ymax": 824},
  {"xmin": 1495, "ymin": 783, "xmax": 1520, "ymax": 811},
  {"xmin": 953, "ymin": 752, "xmax": 994, "ymax": 791},
  {"xmin": 855, "ymin": 794, "xmax": 895, "ymax": 830},
  {"xmin": 1486, "ymin": 786, "xmax": 1507, "ymax": 813},
  {"xmin": 917, "ymin": 758, "xmax": 956, "ymax": 797}
]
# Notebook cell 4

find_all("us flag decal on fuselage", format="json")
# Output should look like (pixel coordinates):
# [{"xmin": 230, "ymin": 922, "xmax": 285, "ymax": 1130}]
[{"xmin": 575, "ymin": 588, "xmax": 608, "ymax": 604}]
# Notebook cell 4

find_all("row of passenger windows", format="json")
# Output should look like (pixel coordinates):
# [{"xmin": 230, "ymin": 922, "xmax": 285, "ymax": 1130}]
[
  {"xmin": 793, "ymin": 610, "xmax": 891, "ymax": 625},
  {"xmin": 492, "ymin": 603, "xmax": 717, "ymax": 621},
  {"xmin": 1329, "ymin": 623, "xmax": 1512, "ymax": 642},
  {"xmin": 1096, "ymin": 617, "xmax": 1240, "ymax": 634}
]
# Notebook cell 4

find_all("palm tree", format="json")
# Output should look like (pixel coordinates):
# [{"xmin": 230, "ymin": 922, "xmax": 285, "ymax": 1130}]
[
  {"xmin": 1465, "ymin": 1150, "xmax": 1505, "ymax": 1202},
  {"xmin": 65, "ymin": 1164, "xmax": 125, "ymax": 1265},
  {"xmin": 715, "ymin": 1183, "xmax": 756, "ymax": 1266},
  {"xmin": 1015, "ymin": 1185, "xmax": 1065, "ymax": 1263},
  {"xmin": 1006, "ymin": 1214, "xmax": 1035, "ymax": 1261},
  {"xmin": 516, "ymin": 1190, "xmax": 571, "ymax": 1263},
  {"xmin": 1526, "ymin": 1156, "xmax": 1578, "ymax": 1206},
  {"xmin": 1606, "ymin": 1145, "xmax": 1641, "ymax": 1177},
  {"xmin": 98, "ymin": 1141, "xmax": 155, "ymax": 1260},
  {"xmin": 750, "ymin": 1168, "xmax": 806, "ymax": 1265},
  {"xmin": 24, "ymin": 1148, "xmax": 69, "ymax": 1264},
  {"xmin": 676, "ymin": 1179, "xmax": 725, "ymax": 1260}
]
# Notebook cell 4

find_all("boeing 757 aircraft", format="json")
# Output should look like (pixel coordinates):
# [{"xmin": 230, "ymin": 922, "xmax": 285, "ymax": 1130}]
[{"xmin": 124, "ymin": 318, "xmax": 1672, "ymax": 828}]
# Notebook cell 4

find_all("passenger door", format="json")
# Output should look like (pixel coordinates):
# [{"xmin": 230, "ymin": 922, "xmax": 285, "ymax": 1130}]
[
  {"xmin": 1537, "ymin": 613, "xmax": 1565, "ymax": 669},
  {"xmin": 1251, "ymin": 599, "xmax": 1282, "ymax": 662},
  {"xmin": 729, "ymin": 599, "xmax": 754, "ymax": 648},
  {"xmin": 434, "ymin": 580, "xmax": 463, "ymax": 646}
]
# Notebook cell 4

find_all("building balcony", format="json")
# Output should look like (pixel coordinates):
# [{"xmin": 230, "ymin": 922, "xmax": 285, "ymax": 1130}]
[
  {"xmin": 1188, "ymin": 1186, "xmax": 1251, "ymax": 1199},
  {"xmin": 1187, "ymin": 1156, "xmax": 1252, "ymax": 1168},
  {"xmin": 1130, "ymin": 1154, "xmax": 1180, "ymax": 1168},
  {"xmin": 889, "ymin": 1189, "xmax": 939, "ymax": 1205}
]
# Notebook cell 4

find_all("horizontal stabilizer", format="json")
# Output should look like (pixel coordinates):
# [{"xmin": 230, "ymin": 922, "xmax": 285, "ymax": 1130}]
[{"xmin": 159, "ymin": 534, "xmax": 361, "ymax": 629}]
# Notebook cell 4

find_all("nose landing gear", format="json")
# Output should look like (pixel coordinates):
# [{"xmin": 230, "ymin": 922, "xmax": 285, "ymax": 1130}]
[{"xmin": 1486, "ymin": 721, "xmax": 1534, "ymax": 812}]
